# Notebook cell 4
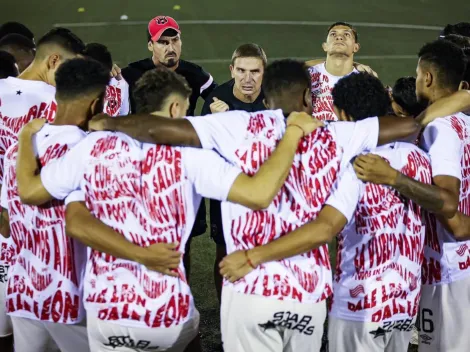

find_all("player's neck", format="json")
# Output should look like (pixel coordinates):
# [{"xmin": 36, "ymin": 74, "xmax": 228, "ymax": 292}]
[
  {"xmin": 233, "ymin": 86, "xmax": 261, "ymax": 103},
  {"xmin": 52, "ymin": 104, "xmax": 86, "ymax": 127},
  {"xmin": 18, "ymin": 63, "xmax": 50, "ymax": 85},
  {"xmin": 428, "ymin": 88, "xmax": 456, "ymax": 105},
  {"xmin": 325, "ymin": 55, "xmax": 354, "ymax": 77}
]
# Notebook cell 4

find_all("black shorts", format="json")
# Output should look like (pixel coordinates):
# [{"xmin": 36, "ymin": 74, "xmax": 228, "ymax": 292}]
[
  {"xmin": 189, "ymin": 201, "xmax": 207, "ymax": 238},
  {"xmin": 209, "ymin": 199, "xmax": 225, "ymax": 246}
]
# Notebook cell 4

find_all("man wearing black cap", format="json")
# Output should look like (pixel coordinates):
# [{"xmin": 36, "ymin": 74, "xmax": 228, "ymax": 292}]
[{"xmin": 122, "ymin": 15, "xmax": 217, "ymax": 279}]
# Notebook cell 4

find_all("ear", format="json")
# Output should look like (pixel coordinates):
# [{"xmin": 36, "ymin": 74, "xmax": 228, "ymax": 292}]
[
  {"xmin": 322, "ymin": 42, "xmax": 328, "ymax": 53},
  {"xmin": 47, "ymin": 54, "xmax": 60, "ymax": 70},
  {"xmin": 147, "ymin": 41, "xmax": 153, "ymax": 53},
  {"xmin": 303, "ymin": 88, "xmax": 310, "ymax": 108},
  {"xmin": 169, "ymin": 101, "xmax": 179, "ymax": 118},
  {"xmin": 459, "ymin": 81, "xmax": 470, "ymax": 90},
  {"xmin": 425, "ymin": 71, "xmax": 433, "ymax": 88},
  {"xmin": 263, "ymin": 98, "xmax": 270, "ymax": 109},
  {"xmin": 229, "ymin": 65, "xmax": 235, "ymax": 79},
  {"xmin": 90, "ymin": 95, "xmax": 104, "ymax": 116},
  {"xmin": 392, "ymin": 101, "xmax": 408, "ymax": 117},
  {"xmin": 353, "ymin": 42, "xmax": 360, "ymax": 54}
]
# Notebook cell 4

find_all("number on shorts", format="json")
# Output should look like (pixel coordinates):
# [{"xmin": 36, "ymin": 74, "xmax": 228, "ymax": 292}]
[{"xmin": 416, "ymin": 308, "xmax": 434, "ymax": 333}]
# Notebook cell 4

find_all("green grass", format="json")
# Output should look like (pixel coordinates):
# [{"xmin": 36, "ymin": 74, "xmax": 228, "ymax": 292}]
[{"xmin": 3, "ymin": 1, "xmax": 469, "ymax": 350}]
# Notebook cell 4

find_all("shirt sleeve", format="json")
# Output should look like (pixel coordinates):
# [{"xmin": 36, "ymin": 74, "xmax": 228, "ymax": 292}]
[
  {"xmin": 186, "ymin": 111, "xmax": 248, "ymax": 153},
  {"xmin": 330, "ymin": 117, "xmax": 380, "ymax": 163},
  {"xmin": 325, "ymin": 164, "xmax": 363, "ymax": 222},
  {"xmin": 64, "ymin": 189, "xmax": 85, "ymax": 206},
  {"xmin": 200, "ymin": 74, "xmax": 217, "ymax": 100},
  {"xmin": 40, "ymin": 137, "xmax": 90, "ymax": 200},
  {"xmin": 119, "ymin": 80, "xmax": 131, "ymax": 116},
  {"xmin": 201, "ymin": 93, "xmax": 213, "ymax": 116},
  {"xmin": 183, "ymin": 148, "xmax": 241, "ymax": 201},
  {"xmin": 421, "ymin": 119, "xmax": 463, "ymax": 180}
]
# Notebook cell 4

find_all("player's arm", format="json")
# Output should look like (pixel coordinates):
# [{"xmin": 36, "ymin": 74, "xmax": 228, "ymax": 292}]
[
  {"xmin": 16, "ymin": 119, "xmax": 51, "ymax": 205},
  {"xmin": 227, "ymin": 113, "xmax": 323, "ymax": 209},
  {"xmin": 0, "ymin": 208, "xmax": 9, "ymax": 238},
  {"xmin": 65, "ymin": 196, "xmax": 181, "ymax": 276},
  {"xmin": 417, "ymin": 90, "xmax": 470, "ymax": 125},
  {"xmin": 444, "ymin": 212, "xmax": 470, "ymax": 240}
]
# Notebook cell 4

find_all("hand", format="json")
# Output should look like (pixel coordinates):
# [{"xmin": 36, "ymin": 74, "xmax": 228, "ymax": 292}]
[
  {"xmin": 286, "ymin": 112, "xmax": 324, "ymax": 137},
  {"xmin": 110, "ymin": 64, "xmax": 122, "ymax": 80},
  {"xmin": 89, "ymin": 113, "xmax": 113, "ymax": 132},
  {"xmin": 19, "ymin": 118, "xmax": 46, "ymax": 137},
  {"xmin": 136, "ymin": 242, "xmax": 182, "ymax": 277},
  {"xmin": 353, "ymin": 63, "xmax": 378, "ymax": 78},
  {"xmin": 353, "ymin": 154, "xmax": 399, "ymax": 186},
  {"xmin": 219, "ymin": 250, "xmax": 255, "ymax": 282},
  {"xmin": 209, "ymin": 97, "xmax": 229, "ymax": 113}
]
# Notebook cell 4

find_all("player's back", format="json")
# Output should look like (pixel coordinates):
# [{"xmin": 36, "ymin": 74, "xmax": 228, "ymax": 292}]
[
  {"xmin": 1, "ymin": 124, "xmax": 87, "ymax": 323},
  {"xmin": 331, "ymin": 142, "xmax": 432, "ymax": 323}
]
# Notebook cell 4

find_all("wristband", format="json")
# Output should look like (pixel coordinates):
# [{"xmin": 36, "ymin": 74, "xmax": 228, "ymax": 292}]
[
  {"xmin": 287, "ymin": 123, "xmax": 305, "ymax": 137},
  {"xmin": 245, "ymin": 250, "xmax": 256, "ymax": 269}
]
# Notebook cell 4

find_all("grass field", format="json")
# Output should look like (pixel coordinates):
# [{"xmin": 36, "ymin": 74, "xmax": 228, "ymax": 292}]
[{"xmin": 2, "ymin": 1, "xmax": 470, "ymax": 351}]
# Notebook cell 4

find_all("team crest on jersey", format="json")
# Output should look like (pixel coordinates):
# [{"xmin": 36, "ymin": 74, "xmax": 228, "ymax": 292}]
[{"xmin": 155, "ymin": 16, "xmax": 168, "ymax": 25}]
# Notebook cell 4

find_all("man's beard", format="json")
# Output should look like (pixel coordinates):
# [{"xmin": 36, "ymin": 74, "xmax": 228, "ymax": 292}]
[{"xmin": 162, "ymin": 58, "xmax": 178, "ymax": 68}]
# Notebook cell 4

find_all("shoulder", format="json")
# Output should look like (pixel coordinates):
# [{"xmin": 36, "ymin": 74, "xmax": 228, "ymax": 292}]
[{"xmin": 178, "ymin": 60, "xmax": 212, "ymax": 81}]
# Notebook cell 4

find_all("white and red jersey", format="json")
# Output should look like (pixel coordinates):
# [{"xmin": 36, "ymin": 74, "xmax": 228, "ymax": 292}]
[
  {"xmin": 419, "ymin": 113, "xmax": 470, "ymax": 285},
  {"xmin": 0, "ymin": 77, "xmax": 56, "ymax": 273},
  {"xmin": 326, "ymin": 142, "xmax": 432, "ymax": 323},
  {"xmin": 187, "ymin": 110, "xmax": 379, "ymax": 303},
  {"xmin": 308, "ymin": 63, "xmax": 358, "ymax": 121},
  {"xmin": 39, "ymin": 131, "xmax": 241, "ymax": 329},
  {"xmin": 0, "ymin": 124, "xmax": 87, "ymax": 324},
  {"xmin": 104, "ymin": 78, "xmax": 130, "ymax": 117}
]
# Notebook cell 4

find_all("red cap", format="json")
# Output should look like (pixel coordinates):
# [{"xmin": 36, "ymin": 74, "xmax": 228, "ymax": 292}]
[{"xmin": 148, "ymin": 16, "xmax": 181, "ymax": 42}]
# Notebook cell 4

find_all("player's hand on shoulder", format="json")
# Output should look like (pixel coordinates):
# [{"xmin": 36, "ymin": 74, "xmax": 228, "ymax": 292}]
[
  {"xmin": 353, "ymin": 153, "xmax": 399, "ymax": 186},
  {"xmin": 19, "ymin": 118, "xmax": 46, "ymax": 138},
  {"xmin": 89, "ymin": 113, "xmax": 114, "ymax": 132},
  {"xmin": 110, "ymin": 64, "xmax": 122, "ymax": 80},
  {"xmin": 138, "ymin": 242, "xmax": 182, "ymax": 277},
  {"xmin": 286, "ymin": 112, "xmax": 324, "ymax": 137},
  {"xmin": 219, "ymin": 250, "xmax": 254, "ymax": 282},
  {"xmin": 354, "ymin": 62, "xmax": 378, "ymax": 78},
  {"xmin": 210, "ymin": 97, "xmax": 230, "ymax": 113}
]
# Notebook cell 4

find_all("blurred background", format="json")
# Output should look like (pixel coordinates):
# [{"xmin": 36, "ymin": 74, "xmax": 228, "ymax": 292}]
[{"xmin": 2, "ymin": 1, "xmax": 470, "ymax": 350}]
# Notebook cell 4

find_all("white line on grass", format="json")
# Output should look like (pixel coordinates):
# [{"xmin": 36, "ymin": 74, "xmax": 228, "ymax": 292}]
[
  {"xmin": 53, "ymin": 19, "xmax": 442, "ymax": 31},
  {"xmin": 190, "ymin": 55, "xmax": 416, "ymax": 64}
]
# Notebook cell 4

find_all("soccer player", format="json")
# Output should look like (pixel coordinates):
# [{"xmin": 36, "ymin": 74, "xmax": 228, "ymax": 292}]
[
  {"xmin": 121, "ymin": 15, "xmax": 218, "ymax": 277},
  {"xmin": 201, "ymin": 43, "xmax": 267, "ymax": 303},
  {"xmin": 0, "ymin": 57, "xmax": 110, "ymax": 352},
  {"xmin": 0, "ymin": 34, "xmax": 35, "ymax": 73},
  {"xmin": 390, "ymin": 77, "xmax": 427, "ymax": 118},
  {"xmin": 16, "ymin": 65, "xmax": 322, "ymax": 352},
  {"xmin": 0, "ymin": 51, "xmax": 19, "ymax": 78},
  {"xmin": 0, "ymin": 22, "xmax": 35, "ymax": 44},
  {"xmin": 0, "ymin": 27, "xmax": 84, "ymax": 352},
  {"xmin": 83, "ymin": 43, "xmax": 130, "ymax": 117},
  {"xmin": 87, "ymin": 59, "xmax": 432, "ymax": 351},
  {"xmin": 351, "ymin": 40, "xmax": 470, "ymax": 352},
  {"xmin": 306, "ymin": 22, "xmax": 360, "ymax": 121},
  {"xmin": 219, "ymin": 72, "xmax": 433, "ymax": 352}
]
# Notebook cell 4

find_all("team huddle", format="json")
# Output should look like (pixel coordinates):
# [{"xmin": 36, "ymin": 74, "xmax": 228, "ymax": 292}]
[{"xmin": 0, "ymin": 15, "xmax": 469, "ymax": 352}]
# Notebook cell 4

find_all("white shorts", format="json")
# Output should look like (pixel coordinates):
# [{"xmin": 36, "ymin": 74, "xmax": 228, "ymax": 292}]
[
  {"xmin": 221, "ymin": 286, "xmax": 326, "ymax": 352},
  {"xmin": 11, "ymin": 316, "xmax": 89, "ymax": 352},
  {"xmin": 418, "ymin": 276, "xmax": 470, "ymax": 352},
  {"xmin": 87, "ymin": 310, "xmax": 199, "ymax": 352},
  {"xmin": 328, "ymin": 316, "xmax": 415, "ymax": 352},
  {"xmin": 0, "ymin": 264, "xmax": 12, "ymax": 337}
]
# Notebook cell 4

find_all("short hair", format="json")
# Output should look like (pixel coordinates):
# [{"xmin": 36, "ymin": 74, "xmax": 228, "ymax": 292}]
[
  {"xmin": 231, "ymin": 43, "xmax": 267, "ymax": 68},
  {"xmin": 0, "ymin": 22, "xmax": 34, "ymax": 41},
  {"xmin": 418, "ymin": 40, "xmax": 467, "ymax": 91},
  {"xmin": 83, "ymin": 43, "xmax": 113, "ymax": 71},
  {"xmin": 441, "ymin": 22, "xmax": 470, "ymax": 38},
  {"xmin": 392, "ymin": 77, "xmax": 426, "ymax": 116},
  {"xmin": 0, "ymin": 34, "xmax": 35, "ymax": 53},
  {"xmin": 133, "ymin": 66, "xmax": 192, "ymax": 113},
  {"xmin": 55, "ymin": 58, "xmax": 109, "ymax": 101},
  {"xmin": 327, "ymin": 21, "xmax": 358, "ymax": 42},
  {"xmin": 442, "ymin": 34, "xmax": 470, "ymax": 49},
  {"xmin": 332, "ymin": 72, "xmax": 391, "ymax": 120},
  {"xmin": 37, "ymin": 27, "xmax": 85, "ymax": 56},
  {"xmin": 262, "ymin": 59, "xmax": 310, "ymax": 102},
  {"xmin": 0, "ymin": 51, "xmax": 18, "ymax": 78}
]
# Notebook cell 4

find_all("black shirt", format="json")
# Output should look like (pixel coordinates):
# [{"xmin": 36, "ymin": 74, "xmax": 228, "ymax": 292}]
[
  {"xmin": 122, "ymin": 58, "xmax": 217, "ymax": 115},
  {"xmin": 201, "ymin": 79, "xmax": 265, "ymax": 115}
]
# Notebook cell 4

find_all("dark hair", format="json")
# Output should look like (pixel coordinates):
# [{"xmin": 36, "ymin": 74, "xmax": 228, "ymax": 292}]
[
  {"xmin": 147, "ymin": 28, "xmax": 179, "ymax": 43},
  {"xmin": 332, "ymin": 72, "xmax": 391, "ymax": 120},
  {"xmin": 442, "ymin": 34, "xmax": 470, "ymax": 49},
  {"xmin": 0, "ymin": 51, "xmax": 18, "ymax": 78},
  {"xmin": 441, "ymin": 22, "xmax": 470, "ymax": 38},
  {"xmin": 0, "ymin": 22, "xmax": 34, "ymax": 41},
  {"xmin": 83, "ymin": 43, "xmax": 113, "ymax": 71},
  {"xmin": 0, "ymin": 34, "xmax": 35, "ymax": 53},
  {"xmin": 327, "ymin": 21, "xmax": 358, "ymax": 42},
  {"xmin": 392, "ymin": 77, "xmax": 426, "ymax": 116},
  {"xmin": 418, "ymin": 40, "xmax": 466, "ymax": 91},
  {"xmin": 231, "ymin": 43, "xmax": 267, "ymax": 68},
  {"xmin": 262, "ymin": 59, "xmax": 310, "ymax": 102},
  {"xmin": 133, "ymin": 66, "xmax": 192, "ymax": 113},
  {"xmin": 37, "ymin": 27, "xmax": 85, "ymax": 56},
  {"xmin": 55, "ymin": 58, "xmax": 109, "ymax": 101}
]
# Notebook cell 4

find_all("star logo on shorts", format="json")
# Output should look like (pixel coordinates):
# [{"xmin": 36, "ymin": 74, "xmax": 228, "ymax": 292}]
[
  {"xmin": 258, "ymin": 320, "xmax": 277, "ymax": 331},
  {"xmin": 369, "ymin": 327, "xmax": 387, "ymax": 339},
  {"xmin": 16, "ymin": 90, "xmax": 22, "ymax": 95}
]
